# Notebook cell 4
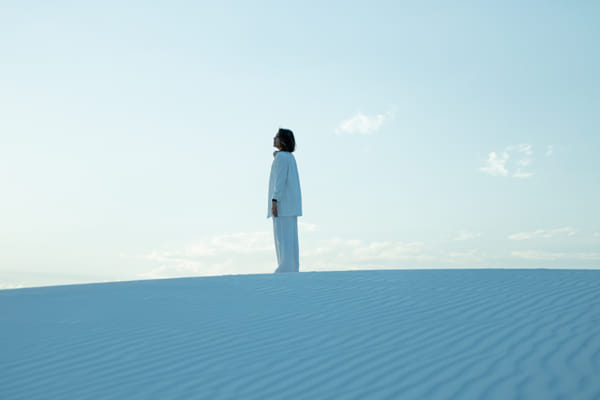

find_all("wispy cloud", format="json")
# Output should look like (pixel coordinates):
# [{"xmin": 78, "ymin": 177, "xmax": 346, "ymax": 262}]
[
  {"xmin": 127, "ymin": 223, "xmax": 593, "ymax": 280},
  {"xmin": 511, "ymin": 250, "xmax": 565, "ymax": 260},
  {"xmin": 130, "ymin": 229, "xmax": 435, "ymax": 279},
  {"xmin": 480, "ymin": 144, "xmax": 535, "ymax": 178},
  {"xmin": 480, "ymin": 151, "xmax": 509, "ymax": 176},
  {"xmin": 301, "ymin": 238, "xmax": 434, "ymax": 270},
  {"xmin": 546, "ymin": 145, "xmax": 553, "ymax": 157},
  {"xmin": 447, "ymin": 249, "xmax": 484, "ymax": 264},
  {"xmin": 0, "ymin": 282, "xmax": 25, "ymax": 290},
  {"xmin": 299, "ymin": 221, "xmax": 318, "ymax": 232},
  {"xmin": 350, "ymin": 240, "xmax": 427, "ymax": 260},
  {"xmin": 512, "ymin": 250, "xmax": 600, "ymax": 261},
  {"xmin": 335, "ymin": 108, "xmax": 396, "ymax": 135},
  {"xmin": 510, "ymin": 144, "xmax": 534, "ymax": 178},
  {"xmin": 130, "ymin": 231, "xmax": 275, "ymax": 279},
  {"xmin": 508, "ymin": 227, "xmax": 576, "ymax": 240},
  {"xmin": 508, "ymin": 144, "xmax": 532, "ymax": 159},
  {"xmin": 455, "ymin": 230, "xmax": 482, "ymax": 241},
  {"xmin": 188, "ymin": 232, "xmax": 273, "ymax": 254},
  {"xmin": 512, "ymin": 170, "xmax": 534, "ymax": 178}
]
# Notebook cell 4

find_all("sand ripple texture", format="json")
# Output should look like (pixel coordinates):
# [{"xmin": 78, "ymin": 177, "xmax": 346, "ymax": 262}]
[{"xmin": 1, "ymin": 269, "xmax": 600, "ymax": 400}]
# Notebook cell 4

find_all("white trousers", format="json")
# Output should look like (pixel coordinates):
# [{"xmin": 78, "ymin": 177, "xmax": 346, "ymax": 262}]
[{"xmin": 273, "ymin": 216, "xmax": 299, "ymax": 273}]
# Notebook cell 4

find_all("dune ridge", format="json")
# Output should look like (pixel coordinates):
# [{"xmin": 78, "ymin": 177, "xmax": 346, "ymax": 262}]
[{"xmin": 1, "ymin": 269, "xmax": 599, "ymax": 399}]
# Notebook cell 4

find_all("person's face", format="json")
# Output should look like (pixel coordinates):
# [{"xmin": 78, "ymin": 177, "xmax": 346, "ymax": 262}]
[{"xmin": 273, "ymin": 133, "xmax": 281, "ymax": 149}]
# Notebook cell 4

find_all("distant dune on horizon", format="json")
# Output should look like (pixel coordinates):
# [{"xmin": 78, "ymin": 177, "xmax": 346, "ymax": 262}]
[{"xmin": 1, "ymin": 269, "xmax": 599, "ymax": 399}]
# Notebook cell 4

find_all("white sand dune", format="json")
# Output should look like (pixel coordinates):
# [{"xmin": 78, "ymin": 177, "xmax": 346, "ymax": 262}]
[{"xmin": 1, "ymin": 269, "xmax": 599, "ymax": 399}]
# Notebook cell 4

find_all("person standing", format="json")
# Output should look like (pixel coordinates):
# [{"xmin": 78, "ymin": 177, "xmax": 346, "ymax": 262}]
[{"xmin": 268, "ymin": 128, "xmax": 302, "ymax": 273}]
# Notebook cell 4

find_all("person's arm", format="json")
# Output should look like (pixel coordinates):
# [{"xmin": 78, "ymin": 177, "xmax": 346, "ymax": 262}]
[{"xmin": 271, "ymin": 154, "xmax": 289, "ymax": 217}]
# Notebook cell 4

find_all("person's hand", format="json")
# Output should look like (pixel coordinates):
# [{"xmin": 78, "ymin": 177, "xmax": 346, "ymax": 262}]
[{"xmin": 272, "ymin": 200, "xmax": 278, "ymax": 217}]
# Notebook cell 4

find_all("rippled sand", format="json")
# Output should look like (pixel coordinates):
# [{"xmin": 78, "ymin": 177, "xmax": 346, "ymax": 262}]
[{"xmin": 1, "ymin": 269, "xmax": 599, "ymax": 399}]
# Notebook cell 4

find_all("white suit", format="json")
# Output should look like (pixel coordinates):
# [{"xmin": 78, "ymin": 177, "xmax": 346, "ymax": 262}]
[{"xmin": 268, "ymin": 151, "xmax": 302, "ymax": 273}]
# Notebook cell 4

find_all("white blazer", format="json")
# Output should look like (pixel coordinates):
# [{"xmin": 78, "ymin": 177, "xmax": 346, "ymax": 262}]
[{"xmin": 267, "ymin": 151, "xmax": 302, "ymax": 218}]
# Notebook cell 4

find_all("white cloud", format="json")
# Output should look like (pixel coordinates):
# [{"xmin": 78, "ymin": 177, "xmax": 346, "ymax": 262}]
[
  {"xmin": 447, "ymin": 250, "xmax": 484, "ymax": 264},
  {"xmin": 512, "ymin": 169, "xmax": 534, "ymax": 178},
  {"xmin": 508, "ymin": 227, "xmax": 576, "ymax": 240},
  {"xmin": 139, "ymin": 260, "xmax": 211, "ymax": 279},
  {"xmin": 480, "ymin": 144, "xmax": 535, "ymax": 178},
  {"xmin": 594, "ymin": 232, "xmax": 599, "ymax": 238},
  {"xmin": 131, "ymin": 229, "xmax": 437, "ymax": 279},
  {"xmin": 299, "ymin": 221, "xmax": 318, "ymax": 232},
  {"xmin": 575, "ymin": 253, "xmax": 600, "ymax": 260},
  {"xmin": 334, "ymin": 108, "xmax": 395, "ymax": 135},
  {"xmin": 301, "ymin": 237, "xmax": 435, "ymax": 270},
  {"xmin": 132, "ymin": 231, "xmax": 275, "ymax": 279},
  {"xmin": 511, "ymin": 250, "xmax": 566, "ymax": 260},
  {"xmin": 455, "ymin": 230, "xmax": 482, "ymax": 241},
  {"xmin": 480, "ymin": 151, "xmax": 509, "ymax": 176},
  {"xmin": 121, "ymin": 224, "xmax": 600, "ymax": 281},
  {"xmin": 508, "ymin": 143, "xmax": 533, "ymax": 156},
  {"xmin": 512, "ymin": 250, "xmax": 600, "ymax": 261},
  {"xmin": 0, "ymin": 282, "xmax": 25, "ymax": 290},
  {"xmin": 351, "ymin": 240, "xmax": 426, "ymax": 260},
  {"xmin": 509, "ymin": 144, "xmax": 534, "ymax": 178},
  {"xmin": 202, "ymin": 232, "xmax": 273, "ymax": 253},
  {"xmin": 546, "ymin": 145, "xmax": 553, "ymax": 157}
]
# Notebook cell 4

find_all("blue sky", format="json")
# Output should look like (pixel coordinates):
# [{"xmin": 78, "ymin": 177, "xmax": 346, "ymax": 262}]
[{"xmin": 1, "ymin": 1, "xmax": 599, "ymax": 288}]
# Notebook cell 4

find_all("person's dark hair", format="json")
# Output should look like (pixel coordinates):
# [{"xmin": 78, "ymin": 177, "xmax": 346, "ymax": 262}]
[{"xmin": 277, "ymin": 128, "xmax": 296, "ymax": 152}]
